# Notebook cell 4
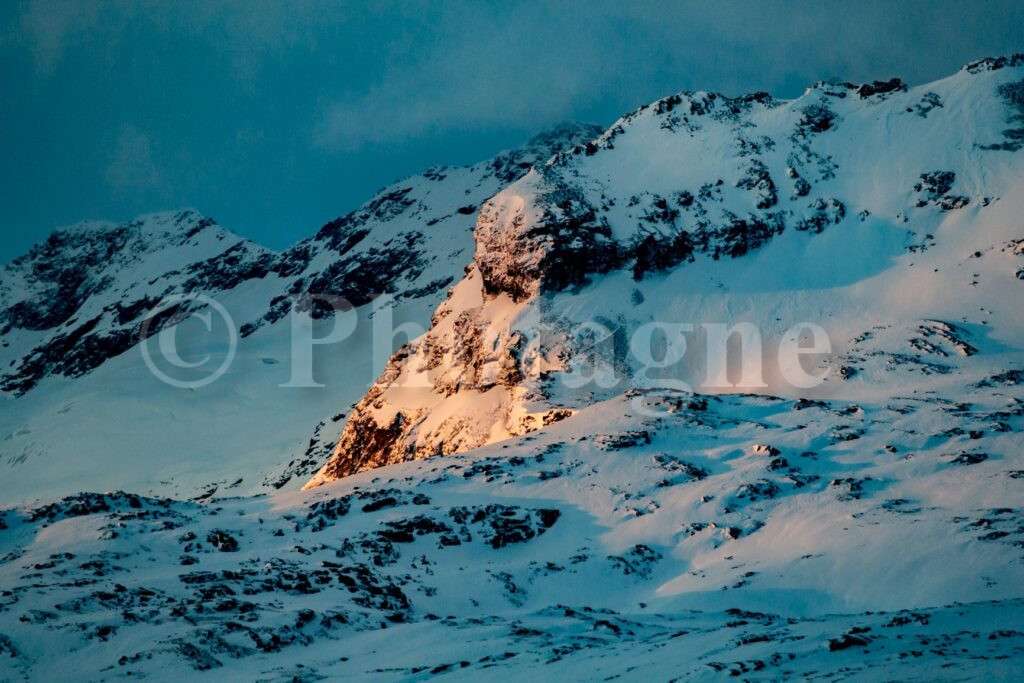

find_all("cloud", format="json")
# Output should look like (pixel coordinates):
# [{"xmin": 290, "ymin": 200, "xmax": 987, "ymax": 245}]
[
  {"xmin": 310, "ymin": 4, "xmax": 618, "ymax": 151},
  {"xmin": 13, "ymin": 0, "xmax": 345, "ymax": 81},
  {"xmin": 19, "ymin": 0, "xmax": 103, "ymax": 73},
  {"xmin": 105, "ymin": 125, "xmax": 165, "ymax": 193},
  {"xmin": 312, "ymin": 70, "xmax": 589, "ymax": 152}
]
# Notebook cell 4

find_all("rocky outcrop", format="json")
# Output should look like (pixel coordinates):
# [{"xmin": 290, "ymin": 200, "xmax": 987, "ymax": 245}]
[
  {"xmin": 474, "ymin": 173, "xmax": 623, "ymax": 301},
  {"xmin": 237, "ymin": 122, "xmax": 603, "ymax": 336}
]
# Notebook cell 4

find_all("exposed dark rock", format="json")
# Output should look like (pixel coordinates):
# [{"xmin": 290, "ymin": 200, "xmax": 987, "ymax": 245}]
[
  {"xmin": 798, "ymin": 104, "xmax": 836, "ymax": 134},
  {"xmin": 914, "ymin": 171, "xmax": 968, "ymax": 209},
  {"xmin": 736, "ymin": 160, "xmax": 778, "ymax": 209},
  {"xmin": 910, "ymin": 92, "xmax": 943, "ymax": 118},
  {"xmin": 734, "ymin": 479, "xmax": 781, "ymax": 503},
  {"xmin": 478, "ymin": 187, "xmax": 623, "ymax": 301},
  {"xmin": 631, "ymin": 231, "xmax": 694, "ymax": 281},
  {"xmin": 27, "ymin": 492, "xmax": 173, "ymax": 525},
  {"xmin": 796, "ymin": 198, "xmax": 845, "ymax": 233},
  {"xmin": 703, "ymin": 212, "xmax": 785, "ymax": 259},
  {"xmin": 979, "ymin": 78, "xmax": 1024, "ymax": 151},
  {"xmin": 447, "ymin": 505, "xmax": 560, "ymax": 549},
  {"xmin": 948, "ymin": 451, "xmax": 988, "ymax": 466},
  {"xmin": 976, "ymin": 369, "xmax": 1024, "ymax": 387},
  {"xmin": 596, "ymin": 431, "xmax": 652, "ymax": 450},
  {"xmin": 607, "ymin": 544, "xmax": 663, "ymax": 578},
  {"xmin": 206, "ymin": 530, "xmax": 240, "ymax": 552},
  {"xmin": 961, "ymin": 54, "xmax": 1024, "ymax": 74},
  {"xmin": 856, "ymin": 78, "xmax": 906, "ymax": 98},
  {"xmin": 828, "ymin": 632, "xmax": 871, "ymax": 651}
]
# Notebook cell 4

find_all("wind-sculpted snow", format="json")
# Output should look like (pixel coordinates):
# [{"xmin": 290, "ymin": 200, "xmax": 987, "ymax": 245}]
[
  {"xmin": 2, "ymin": 385, "xmax": 1023, "ymax": 679},
  {"xmin": 313, "ymin": 56, "xmax": 1024, "ymax": 485}
]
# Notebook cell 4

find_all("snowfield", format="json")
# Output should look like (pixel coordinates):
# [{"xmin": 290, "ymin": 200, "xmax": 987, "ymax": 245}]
[{"xmin": 1, "ymin": 388, "xmax": 1022, "ymax": 679}]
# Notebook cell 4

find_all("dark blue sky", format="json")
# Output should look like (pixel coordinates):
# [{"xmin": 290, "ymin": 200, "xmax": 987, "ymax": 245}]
[{"xmin": 1, "ymin": 0, "xmax": 1022, "ymax": 262}]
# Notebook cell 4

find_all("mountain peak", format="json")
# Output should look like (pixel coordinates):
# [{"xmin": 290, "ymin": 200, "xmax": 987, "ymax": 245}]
[
  {"xmin": 52, "ymin": 219, "xmax": 120, "ymax": 235},
  {"xmin": 523, "ymin": 120, "xmax": 603, "ymax": 151},
  {"xmin": 0, "ymin": 207, "xmax": 271, "ymax": 394},
  {"xmin": 52, "ymin": 209, "xmax": 215, "ymax": 238}
]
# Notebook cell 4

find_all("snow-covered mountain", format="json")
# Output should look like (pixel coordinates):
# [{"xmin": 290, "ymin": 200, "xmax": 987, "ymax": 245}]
[
  {"xmin": 309, "ymin": 54, "xmax": 1024, "ymax": 485},
  {"xmin": 0, "ymin": 122, "xmax": 601, "ymax": 503},
  {"xmin": 0, "ymin": 210, "xmax": 271, "ymax": 395},
  {"xmin": 1, "ymin": 58, "xmax": 1023, "ymax": 680}
]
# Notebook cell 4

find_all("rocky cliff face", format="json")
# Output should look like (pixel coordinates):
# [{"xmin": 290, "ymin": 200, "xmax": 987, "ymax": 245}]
[{"xmin": 308, "ymin": 56, "xmax": 1024, "ymax": 487}]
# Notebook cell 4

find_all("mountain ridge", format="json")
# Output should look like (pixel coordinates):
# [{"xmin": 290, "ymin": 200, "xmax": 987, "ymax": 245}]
[
  {"xmin": 0, "ymin": 122, "xmax": 601, "ymax": 503},
  {"xmin": 309, "ymin": 55, "xmax": 1024, "ymax": 486}
]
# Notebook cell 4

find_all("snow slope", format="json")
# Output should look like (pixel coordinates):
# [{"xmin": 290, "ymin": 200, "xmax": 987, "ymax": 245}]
[{"xmin": 1, "ymin": 384, "xmax": 1022, "ymax": 679}]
